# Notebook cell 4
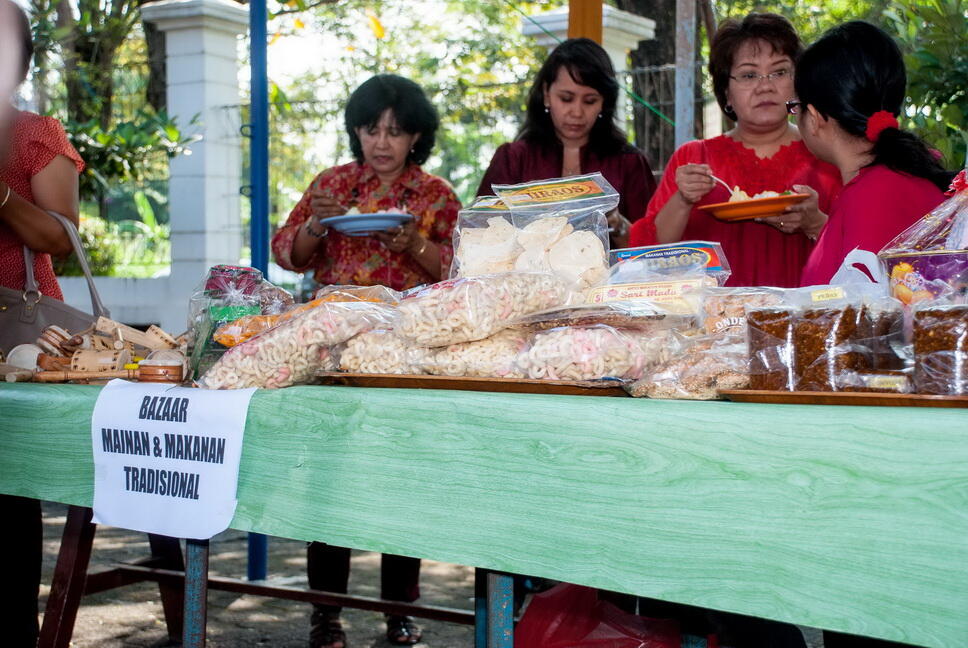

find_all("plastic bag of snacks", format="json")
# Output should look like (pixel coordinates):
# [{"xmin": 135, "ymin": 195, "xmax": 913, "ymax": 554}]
[
  {"xmin": 610, "ymin": 241, "xmax": 732, "ymax": 286},
  {"xmin": 790, "ymin": 287, "xmax": 871, "ymax": 392},
  {"xmin": 746, "ymin": 305, "xmax": 797, "ymax": 391},
  {"xmin": 912, "ymin": 302, "xmax": 968, "ymax": 395},
  {"xmin": 515, "ymin": 325, "xmax": 673, "ymax": 382},
  {"xmin": 395, "ymin": 272, "xmax": 572, "ymax": 347},
  {"xmin": 627, "ymin": 334, "xmax": 748, "ymax": 399},
  {"xmin": 515, "ymin": 302, "xmax": 695, "ymax": 336},
  {"xmin": 452, "ymin": 174, "xmax": 615, "ymax": 291},
  {"xmin": 188, "ymin": 265, "xmax": 265, "ymax": 378},
  {"xmin": 702, "ymin": 287, "xmax": 785, "ymax": 336},
  {"xmin": 213, "ymin": 284, "xmax": 399, "ymax": 348},
  {"xmin": 424, "ymin": 328, "xmax": 530, "ymax": 378},
  {"xmin": 879, "ymin": 185, "xmax": 968, "ymax": 306},
  {"xmin": 587, "ymin": 259, "xmax": 713, "ymax": 316},
  {"xmin": 861, "ymin": 296, "xmax": 905, "ymax": 370},
  {"xmin": 198, "ymin": 301, "xmax": 393, "ymax": 389},
  {"xmin": 338, "ymin": 329, "xmax": 431, "ymax": 375}
]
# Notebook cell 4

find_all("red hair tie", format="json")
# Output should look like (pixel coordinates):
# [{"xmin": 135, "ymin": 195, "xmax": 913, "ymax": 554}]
[{"xmin": 865, "ymin": 110, "xmax": 899, "ymax": 142}]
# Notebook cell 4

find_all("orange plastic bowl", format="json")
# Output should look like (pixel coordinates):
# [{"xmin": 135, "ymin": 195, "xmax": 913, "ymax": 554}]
[{"xmin": 697, "ymin": 193, "xmax": 810, "ymax": 222}]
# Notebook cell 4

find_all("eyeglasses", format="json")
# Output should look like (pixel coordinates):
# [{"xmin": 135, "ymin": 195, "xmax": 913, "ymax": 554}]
[
  {"xmin": 729, "ymin": 68, "xmax": 792, "ymax": 87},
  {"xmin": 785, "ymin": 100, "xmax": 804, "ymax": 115}
]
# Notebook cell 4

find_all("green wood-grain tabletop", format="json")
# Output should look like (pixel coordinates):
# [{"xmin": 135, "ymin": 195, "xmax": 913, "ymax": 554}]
[{"xmin": 1, "ymin": 383, "xmax": 965, "ymax": 647}]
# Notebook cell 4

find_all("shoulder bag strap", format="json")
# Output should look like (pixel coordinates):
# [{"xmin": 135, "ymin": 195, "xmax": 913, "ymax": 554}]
[{"xmin": 20, "ymin": 211, "xmax": 111, "ymax": 319}]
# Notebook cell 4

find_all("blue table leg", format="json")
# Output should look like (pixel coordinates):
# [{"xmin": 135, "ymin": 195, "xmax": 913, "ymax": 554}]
[
  {"xmin": 486, "ymin": 571, "xmax": 514, "ymax": 648},
  {"xmin": 474, "ymin": 568, "xmax": 487, "ymax": 648},
  {"xmin": 183, "ymin": 538, "xmax": 209, "ymax": 648},
  {"xmin": 247, "ymin": 532, "xmax": 268, "ymax": 581}
]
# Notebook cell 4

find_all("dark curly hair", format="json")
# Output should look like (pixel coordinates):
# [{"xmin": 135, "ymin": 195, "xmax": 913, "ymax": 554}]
[
  {"xmin": 708, "ymin": 13, "xmax": 802, "ymax": 121},
  {"xmin": 795, "ymin": 21, "xmax": 953, "ymax": 192},
  {"xmin": 344, "ymin": 74, "xmax": 438, "ymax": 166},
  {"xmin": 518, "ymin": 38, "xmax": 629, "ymax": 157}
]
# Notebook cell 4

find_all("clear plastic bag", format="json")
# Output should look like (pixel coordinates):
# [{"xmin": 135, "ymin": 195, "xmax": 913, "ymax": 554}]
[
  {"xmin": 424, "ymin": 328, "xmax": 530, "ymax": 378},
  {"xmin": 515, "ymin": 302, "xmax": 695, "ymax": 335},
  {"xmin": 515, "ymin": 325, "xmax": 673, "ymax": 382},
  {"xmin": 452, "ymin": 174, "xmax": 616, "ymax": 291},
  {"xmin": 627, "ymin": 334, "xmax": 748, "ymax": 399},
  {"xmin": 702, "ymin": 287, "xmax": 785, "ymax": 336},
  {"xmin": 187, "ymin": 265, "xmax": 265, "ymax": 378},
  {"xmin": 746, "ymin": 306, "xmax": 796, "ymax": 391},
  {"xmin": 587, "ymin": 259, "xmax": 713, "ymax": 316},
  {"xmin": 198, "ymin": 301, "xmax": 394, "ymax": 389},
  {"xmin": 879, "ymin": 188, "xmax": 968, "ymax": 306},
  {"xmin": 338, "ymin": 329, "xmax": 431, "ymax": 375},
  {"xmin": 912, "ymin": 302, "xmax": 968, "ymax": 395},
  {"xmin": 610, "ymin": 240, "xmax": 732, "ymax": 286},
  {"xmin": 394, "ymin": 272, "xmax": 571, "ymax": 347}
]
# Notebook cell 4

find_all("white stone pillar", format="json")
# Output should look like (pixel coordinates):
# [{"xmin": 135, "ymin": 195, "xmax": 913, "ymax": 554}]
[
  {"xmin": 522, "ymin": 5, "xmax": 655, "ymax": 126},
  {"xmin": 141, "ymin": 0, "xmax": 249, "ymax": 303}
]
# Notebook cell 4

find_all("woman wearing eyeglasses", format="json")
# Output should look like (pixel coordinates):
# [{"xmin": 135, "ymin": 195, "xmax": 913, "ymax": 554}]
[{"xmin": 628, "ymin": 13, "xmax": 841, "ymax": 287}]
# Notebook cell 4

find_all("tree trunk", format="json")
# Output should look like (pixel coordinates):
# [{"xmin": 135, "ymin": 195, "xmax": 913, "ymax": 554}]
[
  {"xmin": 614, "ymin": 0, "xmax": 704, "ymax": 175},
  {"xmin": 142, "ymin": 7, "xmax": 167, "ymax": 113}
]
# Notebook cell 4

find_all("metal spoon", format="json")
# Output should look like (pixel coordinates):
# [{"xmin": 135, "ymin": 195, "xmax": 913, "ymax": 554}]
[{"xmin": 708, "ymin": 173, "xmax": 734, "ymax": 196}]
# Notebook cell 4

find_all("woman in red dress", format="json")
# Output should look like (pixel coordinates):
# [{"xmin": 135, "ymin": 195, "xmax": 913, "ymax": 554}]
[
  {"xmin": 272, "ymin": 74, "xmax": 460, "ymax": 294},
  {"xmin": 793, "ymin": 21, "xmax": 950, "ymax": 287},
  {"xmin": 274, "ymin": 74, "xmax": 457, "ymax": 648},
  {"xmin": 0, "ymin": 2, "xmax": 85, "ymax": 644},
  {"xmin": 476, "ymin": 38, "xmax": 656, "ymax": 249},
  {"xmin": 629, "ymin": 13, "xmax": 841, "ymax": 287}
]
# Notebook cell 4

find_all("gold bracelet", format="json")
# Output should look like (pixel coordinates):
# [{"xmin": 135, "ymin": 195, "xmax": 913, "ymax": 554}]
[{"xmin": 0, "ymin": 185, "xmax": 11, "ymax": 209}]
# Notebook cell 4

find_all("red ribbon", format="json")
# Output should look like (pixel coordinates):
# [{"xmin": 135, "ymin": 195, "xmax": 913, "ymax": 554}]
[
  {"xmin": 946, "ymin": 169, "xmax": 967, "ymax": 196},
  {"xmin": 865, "ymin": 110, "xmax": 899, "ymax": 142}
]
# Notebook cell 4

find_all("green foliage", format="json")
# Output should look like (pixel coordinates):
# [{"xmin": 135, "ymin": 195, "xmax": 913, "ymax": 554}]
[
  {"xmin": 52, "ymin": 212, "xmax": 172, "ymax": 278},
  {"xmin": 884, "ymin": 0, "xmax": 968, "ymax": 168},
  {"xmin": 257, "ymin": 0, "xmax": 564, "ymax": 215},
  {"xmin": 64, "ymin": 110, "xmax": 200, "ymax": 203}
]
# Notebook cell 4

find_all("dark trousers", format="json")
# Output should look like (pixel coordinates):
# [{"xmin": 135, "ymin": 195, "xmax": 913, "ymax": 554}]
[
  {"xmin": 0, "ymin": 495, "xmax": 42, "ymax": 647},
  {"xmin": 307, "ymin": 542, "xmax": 420, "ymax": 616}
]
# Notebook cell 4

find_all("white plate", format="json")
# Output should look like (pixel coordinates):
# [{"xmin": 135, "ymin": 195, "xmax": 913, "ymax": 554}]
[{"xmin": 318, "ymin": 212, "xmax": 414, "ymax": 236}]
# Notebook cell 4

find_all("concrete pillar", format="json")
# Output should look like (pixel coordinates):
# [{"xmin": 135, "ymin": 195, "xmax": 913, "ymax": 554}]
[
  {"xmin": 141, "ymin": 0, "xmax": 249, "ymax": 304},
  {"xmin": 522, "ymin": 5, "xmax": 656, "ymax": 126}
]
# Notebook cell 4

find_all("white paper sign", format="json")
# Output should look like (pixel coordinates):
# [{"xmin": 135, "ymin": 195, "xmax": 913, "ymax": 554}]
[{"xmin": 91, "ymin": 379, "xmax": 256, "ymax": 539}]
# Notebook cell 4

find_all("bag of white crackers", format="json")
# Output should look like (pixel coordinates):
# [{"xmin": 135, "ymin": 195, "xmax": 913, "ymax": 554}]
[
  {"xmin": 452, "ymin": 174, "xmax": 615, "ymax": 291},
  {"xmin": 198, "ymin": 301, "xmax": 394, "ymax": 389}
]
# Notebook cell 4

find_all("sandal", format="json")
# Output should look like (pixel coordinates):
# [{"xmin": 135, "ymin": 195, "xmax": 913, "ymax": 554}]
[
  {"xmin": 310, "ymin": 609, "xmax": 347, "ymax": 648},
  {"xmin": 385, "ymin": 614, "xmax": 422, "ymax": 645}
]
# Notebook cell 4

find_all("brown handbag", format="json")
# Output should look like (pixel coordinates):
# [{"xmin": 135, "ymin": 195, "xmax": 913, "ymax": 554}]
[{"xmin": 0, "ymin": 211, "xmax": 111, "ymax": 356}]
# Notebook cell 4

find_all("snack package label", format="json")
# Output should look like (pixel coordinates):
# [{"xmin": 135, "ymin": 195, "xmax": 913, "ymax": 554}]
[
  {"xmin": 810, "ymin": 287, "xmax": 846, "ymax": 302},
  {"xmin": 864, "ymin": 375, "xmax": 908, "ymax": 391},
  {"xmin": 498, "ymin": 179, "xmax": 607, "ymax": 206},
  {"xmin": 465, "ymin": 196, "xmax": 509, "ymax": 212},
  {"xmin": 610, "ymin": 242, "xmax": 727, "ymax": 273},
  {"xmin": 587, "ymin": 279, "xmax": 706, "ymax": 314}
]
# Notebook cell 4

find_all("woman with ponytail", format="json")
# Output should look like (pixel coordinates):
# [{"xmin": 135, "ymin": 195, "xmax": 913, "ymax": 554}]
[{"xmin": 793, "ymin": 20, "xmax": 953, "ymax": 286}]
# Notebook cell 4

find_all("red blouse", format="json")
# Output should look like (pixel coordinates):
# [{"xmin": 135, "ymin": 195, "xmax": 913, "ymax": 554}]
[
  {"xmin": 272, "ymin": 161, "xmax": 460, "ymax": 291},
  {"xmin": 800, "ymin": 165, "xmax": 945, "ymax": 286},
  {"xmin": 0, "ymin": 111, "xmax": 85, "ymax": 300},
  {"xmin": 476, "ymin": 139, "xmax": 656, "ymax": 222},
  {"xmin": 629, "ymin": 135, "xmax": 842, "ymax": 287}
]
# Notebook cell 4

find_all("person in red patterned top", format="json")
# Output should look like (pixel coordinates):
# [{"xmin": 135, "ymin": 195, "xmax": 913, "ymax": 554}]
[
  {"xmin": 628, "ymin": 13, "xmax": 841, "ymax": 288},
  {"xmin": 272, "ymin": 74, "xmax": 460, "ymax": 295},
  {"xmin": 0, "ymin": 5, "xmax": 84, "ymax": 302},
  {"xmin": 0, "ymin": 2, "xmax": 85, "ymax": 645},
  {"xmin": 278, "ymin": 74, "xmax": 457, "ymax": 648}
]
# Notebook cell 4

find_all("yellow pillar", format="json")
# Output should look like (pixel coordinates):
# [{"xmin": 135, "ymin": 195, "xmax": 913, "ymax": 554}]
[{"xmin": 567, "ymin": 0, "xmax": 603, "ymax": 43}]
